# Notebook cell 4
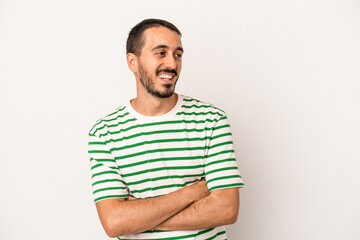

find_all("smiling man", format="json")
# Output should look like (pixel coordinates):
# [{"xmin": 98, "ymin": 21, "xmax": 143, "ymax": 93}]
[{"xmin": 88, "ymin": 19, "xmax": 244, "ymax": 240}]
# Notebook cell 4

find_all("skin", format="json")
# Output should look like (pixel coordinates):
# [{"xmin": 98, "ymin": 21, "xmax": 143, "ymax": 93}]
[
  {"xmin": 96, "ymin": 181, "xmax": 210, "ymax": 237},
  {"xmin": 95, "ymin": 26, "xmax": 240, "ymax": 238}
]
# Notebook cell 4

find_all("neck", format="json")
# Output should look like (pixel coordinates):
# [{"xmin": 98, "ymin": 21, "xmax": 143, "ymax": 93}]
[{"xmin": 131, "ymin": 91, "xmax": 178, "ymax": 117}]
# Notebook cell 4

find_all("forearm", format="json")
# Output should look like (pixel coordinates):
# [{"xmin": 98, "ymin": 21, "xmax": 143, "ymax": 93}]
[
  {"xmin": 96, "ymin": 181, "xmax": 209, "ymax": 237},
  {"xmin": 155, "ymin": 188, "xmax": 239, "ymax": 231}
]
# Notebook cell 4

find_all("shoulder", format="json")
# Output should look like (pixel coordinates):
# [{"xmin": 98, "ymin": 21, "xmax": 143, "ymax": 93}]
[
  {"xmin": 88, "ymin": 105, "xmax": 132, "ymax": 137},
  {"xmin": 180, "ymin": 95, "xmax": 227, "ymax": 120}
]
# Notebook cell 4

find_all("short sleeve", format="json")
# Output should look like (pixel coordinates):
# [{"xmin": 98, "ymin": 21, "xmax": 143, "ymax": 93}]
[
  {"xmin": 204, "ymin": 114, "xmax": 244, "ymax": 192},
  {"xmin": 88, "ymin": 133, "xmax": 129, "ymax": 204}
]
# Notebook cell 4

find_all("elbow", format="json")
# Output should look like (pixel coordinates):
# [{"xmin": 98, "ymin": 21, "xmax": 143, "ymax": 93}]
[
  {"xmin": 101, "ymin": 215, "xmax": 128, "ymax": 238},
  {"xmin": 223, "ymin": 205, "xmax": 239, "ymax": 225},
  {"xmin": 211, "ymin": 193, "xmax": 239, "ymax": 225},
  {"xmin": 105, "ymin": 230, "xmax": 118, "ymax": 239},
  {"xmin": 227, "ymin": 209, "xmax": 239, "ymax": 224},
  {"xmin": 103, "ymin": 219, "xmax": 121, "ymax": 238},
  {"xmin": 105, "ymin": 227, "xmax": 120, "ymax": 238},
  {"xmin": 97, "ymin": 200, "xmax": 130, "ymax": 237},
  {"xmin": 211, "ymin": 188, "xmax": 240, "ymax": 225}
]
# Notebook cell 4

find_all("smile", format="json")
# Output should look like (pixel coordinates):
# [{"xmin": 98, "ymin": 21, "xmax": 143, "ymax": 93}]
[{"xmin": 157, "ymin": 72, "xmax": 175, "ymax": 80}]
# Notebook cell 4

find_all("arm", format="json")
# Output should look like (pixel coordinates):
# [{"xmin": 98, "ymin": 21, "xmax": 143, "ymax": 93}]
[
  {"xmin": 95, "ymin": 181, "xmax": 209, "ymax": 238},
  {"xmin": 153, "ymin": 113, "xmax": 244, "ymax": 231},
  {"xmin": 155, "ymin": 187, "xmax": 239, "ymax": 231}
]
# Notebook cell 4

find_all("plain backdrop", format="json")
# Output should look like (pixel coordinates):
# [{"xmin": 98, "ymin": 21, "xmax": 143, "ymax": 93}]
[{"xmin": 1, "ymin": 0, "xmax": 359, "ymax": 239}]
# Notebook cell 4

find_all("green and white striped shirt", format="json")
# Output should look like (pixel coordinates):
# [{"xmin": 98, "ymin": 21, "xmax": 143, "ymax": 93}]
[{"xmin": 88, "ymin": 94, "xmax": 244, "ymax": 240}]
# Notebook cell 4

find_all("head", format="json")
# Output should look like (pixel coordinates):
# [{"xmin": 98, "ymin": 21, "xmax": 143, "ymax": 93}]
[{"xmin": 126, "ymin": 19, "xmax": 183, "ymax": 98}]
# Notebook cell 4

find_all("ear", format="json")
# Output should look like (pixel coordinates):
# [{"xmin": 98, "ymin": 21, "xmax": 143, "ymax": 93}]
[{"xmin": 126, "ymin": 53, "xmax": 138, "ymax": 73}]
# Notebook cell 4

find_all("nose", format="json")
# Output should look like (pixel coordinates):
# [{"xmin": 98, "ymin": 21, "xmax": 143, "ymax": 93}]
[{"xmin": 164, "ymin": 55, "xmax": 177, "ymax": 69}]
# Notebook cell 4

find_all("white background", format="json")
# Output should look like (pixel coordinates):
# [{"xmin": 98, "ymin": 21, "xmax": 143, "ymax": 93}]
[{"xmin": 1, "ymin": 0, "xmax": 359, "ymax": 239}]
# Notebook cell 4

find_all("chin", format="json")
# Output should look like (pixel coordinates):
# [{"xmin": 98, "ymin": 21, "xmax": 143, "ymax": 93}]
[{"xmin": 157, "ymin": 92, "xmax": 174, "ymax": 99}]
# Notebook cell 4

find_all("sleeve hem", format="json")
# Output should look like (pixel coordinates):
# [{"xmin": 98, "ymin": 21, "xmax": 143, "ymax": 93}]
[
  {"xmin": 94, "ymin": 194, "xmax": 129, "ymax": 204},
  {"xmin": 208, "ymin": 183, "xmax": 245, "ymax": 192}
]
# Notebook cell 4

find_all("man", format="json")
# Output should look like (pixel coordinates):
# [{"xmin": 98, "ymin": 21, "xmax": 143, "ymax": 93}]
[{"xmin": 88, "ymin": 18, "xmax": 244, "ymax": 240}]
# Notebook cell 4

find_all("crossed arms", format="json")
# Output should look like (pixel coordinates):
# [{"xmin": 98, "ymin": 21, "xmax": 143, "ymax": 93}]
[{"xmin": 95, "ymin": 181, "xmax": 239, "ymax": 238}]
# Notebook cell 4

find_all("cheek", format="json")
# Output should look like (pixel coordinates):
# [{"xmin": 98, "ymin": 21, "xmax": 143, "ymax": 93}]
[{"xmin": 177, "ymin": 63, "xmax": 182, "ymax": 72}]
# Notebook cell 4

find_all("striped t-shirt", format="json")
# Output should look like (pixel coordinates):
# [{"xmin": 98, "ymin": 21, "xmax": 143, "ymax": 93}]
[{"xmin": 88, "ymin": 94, "xmax": 244, "ymax": 240}]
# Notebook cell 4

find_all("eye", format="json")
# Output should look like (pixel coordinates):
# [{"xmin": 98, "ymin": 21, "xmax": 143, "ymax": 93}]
[
  {"xmin": 156, "ymin": 51, "xmax": 166, "ymax": 56},
  {"xmin": 175, "ymin": 53, "xmax": 183, "ymax": 58}
]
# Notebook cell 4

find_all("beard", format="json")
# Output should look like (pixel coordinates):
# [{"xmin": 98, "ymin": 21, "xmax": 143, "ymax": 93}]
[{"xmin": 138, "ymin": 61, "xmax": 178, "ymax": 99}]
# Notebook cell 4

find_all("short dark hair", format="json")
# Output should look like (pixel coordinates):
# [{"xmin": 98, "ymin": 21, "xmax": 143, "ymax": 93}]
[{"xmin": 126, "ymin": 18, "xmax": 182, "ymax": 56}]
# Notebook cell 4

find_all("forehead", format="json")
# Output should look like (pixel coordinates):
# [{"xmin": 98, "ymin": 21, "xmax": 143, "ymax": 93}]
[{"xmin": 142, "ymin": 26, "xmax": 182, "ymax": 50}]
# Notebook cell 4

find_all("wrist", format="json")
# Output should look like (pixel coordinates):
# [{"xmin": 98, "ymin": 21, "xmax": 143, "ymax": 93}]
[{"xmin": 179, "ymin": 184, "xmax": 198, "ymax": 204}]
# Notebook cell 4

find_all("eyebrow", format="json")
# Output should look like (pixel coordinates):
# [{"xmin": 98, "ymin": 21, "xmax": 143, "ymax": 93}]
[{"xmin": 151, "ymin": 45, "xmax": 184, "ymax": 53}]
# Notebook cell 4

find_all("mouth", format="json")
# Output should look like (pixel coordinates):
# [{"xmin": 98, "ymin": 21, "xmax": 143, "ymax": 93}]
[{"xmin": 157, "ymin": 72, "xmax": 176, "ymax": 83}]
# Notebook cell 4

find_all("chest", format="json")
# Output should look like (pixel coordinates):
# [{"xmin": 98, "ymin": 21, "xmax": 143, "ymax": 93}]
[{"xmin": 110, "ymin": 121, "xmax": 211, "ymax": 198}]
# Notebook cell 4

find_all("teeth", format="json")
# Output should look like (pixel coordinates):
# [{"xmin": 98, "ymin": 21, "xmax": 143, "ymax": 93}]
[{"xmin": 158, "ymin": 73, "xmax": 174, "ymax": 80}]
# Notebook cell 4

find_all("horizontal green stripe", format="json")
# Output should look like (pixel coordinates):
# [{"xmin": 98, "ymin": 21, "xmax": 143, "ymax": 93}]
[
  {"xmin": 93, "ymin": 158, "xmax": 114, "ymax": 163},
  {"xmin": 119, "ymin": 156, "xmax": 204, "ymax": 169},
  {"xmin": 208, "ymin": 141, "xmax": 233, "ymax": 149},
  {"xmin": 183, "ymin": 98, "xmax": 201, "ymax": 103},
  {"xmin": 181, "ymin": 103, "xmax": 225, "ymax": 114},
  {"xmin": 204, "ymin": 230, "xmax": 226, "ymax": 240},
  {"xmin": 88, "ymin": 141, "xmax": 106, "ymax": 145},
  {"xmin": 115, "ymin": 146, "xmax": 205, "ymax": 160},
  {"xmin": 88, "ymin": 150, "xmax": 111, "ymax": 154},
  {"xmin": 206, "ymin": 175, "xmax": 241, "ymax": 184},
  {"xmin": 206, "ymin": 166, "xmax": 238, "ymax": 175},
  {"xmin": 92, "ymin": 179, "xmax": 126, "ymax": 186},
  {"xmin": 103, "ymin": 128, "xmax": 201, "ymax": 141},
  {"xmin": 89, "ymin": 107, "xmax": 127, "ymax": 135},
  {"xmin": 212, "ymin": 123, "xmax": 230, "ymax": 131},
  {"xmin": 106, "ymin": 125, "xmax": 230, "ymax": 146},
  {"xmin": 93, "ymin": 186, "xmax": 126, "ymax": 194},
  {"xmin": 98, "ymin": 118, "xmax": 225, "ymax": 137},
  {"xmin": 92, "ymin": 170, "xmax": 118, "ymax": 178},
  {"xmin": 97, "ymin": 106, "xmax": 126, "ymax": 121},
  {"xmin": 93, "ymin": 117, "xmax": 137, "ymax": 135},
  {"xmin": 209, "ymin": 183, "xmax": 244, "ymax": 191},
  {"xmin": 97, "ymin": 110, "xmax": 129, "ymax": 124},
  {"xmin": 182, "ymin": 104, "xmax": 216, "ymax": 109},
  {"xmin": 94, "ymin": 194, "xmax": 128, "ymax": 203},
  {"xmin": 110, "ymin": 106, "xmax": 126, "ymax": 114},
  {"xmin": 89, "ymin": 133, "xmax": 232, "ymax": 158},
  {"xmin": 177, "ymin": 111, "xmax": 223, "ymax": 116},
  {"xmin": 206, "ymin": 149, "xmax": 234, "ymax": 158},
  {"xmin": 127, "ymin": 174, "xmax": 204, "ymax": 186},
  {"xmin": 123, "ymin": 165, "xmax": 204, "ymax": 177},
  {"xmin": 100, "ymin": 120, "xmax": 228, "ymax": 139},
  {"xmin": 211, "ymin": 132, "xmax": 232, "ymax": 140},
  {"xmin": 109, "ymin": 137, "xmax": 232, "ymax": 153},
  {"xmin": 131, "ymin": 179, "xmax": 199, "ymax": 194},
  {"xmin": 205, "ymin": 158, "xmax": 236, "ymax": 167},
  {"xmin": 104, "ymin": 134, "xmax": 221, "ymax": 158},
  {"xmin": 110, "ymin": 137, "xmax": 208, "ymax": 152},
  {"xmin": 91, "ymin": 150, "xmax": 234, "ymax": 168},
  {"xmin": 99, "ymin": 125, "xmax": 230, "ymax": 147},
  {"xmin": 90, "ymin": 157, "xmax": 116, "ymax": 164},
  {"xmin": 91, "ymin": 163, "xmax": 102, "ymax": 170},
  {"xmin": 91, "ymin": 164, "xmax": 117, "ymax": 171}
]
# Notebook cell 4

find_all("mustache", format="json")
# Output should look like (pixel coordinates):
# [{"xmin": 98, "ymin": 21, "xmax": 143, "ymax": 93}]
[{"xmin": 156, "ymin": 68, "xmax": 178, "ymax": 76}]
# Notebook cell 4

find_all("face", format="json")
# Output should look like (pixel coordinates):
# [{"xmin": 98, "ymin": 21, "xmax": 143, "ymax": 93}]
[{"xmin": 136, "ymin": 26, "xmax": 183, "ymax": 98}]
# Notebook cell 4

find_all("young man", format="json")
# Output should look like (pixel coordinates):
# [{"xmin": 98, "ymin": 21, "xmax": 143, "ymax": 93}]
[{"xmin": 88, "ymin": 19, "xmax": 244, "ymax": 240}]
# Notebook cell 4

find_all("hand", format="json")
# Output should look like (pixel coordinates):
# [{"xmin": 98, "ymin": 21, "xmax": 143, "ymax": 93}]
[{"xmin": 186, "ymin": 180, "xmax": 209, "ymax": 202}]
